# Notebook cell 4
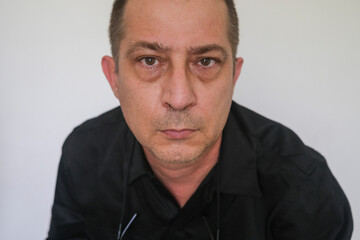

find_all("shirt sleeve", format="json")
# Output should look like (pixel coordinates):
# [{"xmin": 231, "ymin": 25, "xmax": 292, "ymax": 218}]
[
  {"xmin": 46, "ymin": 140, "xmax": 91, "ymax": 240},
  {"xmin": 272, "ymin": 160, "xmax": 353, "ymax": 240}
]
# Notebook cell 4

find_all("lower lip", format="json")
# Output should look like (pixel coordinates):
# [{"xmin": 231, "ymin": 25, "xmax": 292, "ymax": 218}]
[{"xmin": 161, "ymin": 129, "xmax": 195, "ymax": 140}]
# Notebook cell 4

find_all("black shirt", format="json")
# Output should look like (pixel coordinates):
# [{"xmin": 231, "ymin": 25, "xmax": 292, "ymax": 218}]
[{"xmin": 47, "ymin": 102, "xmax": 353, "ymax": 240}]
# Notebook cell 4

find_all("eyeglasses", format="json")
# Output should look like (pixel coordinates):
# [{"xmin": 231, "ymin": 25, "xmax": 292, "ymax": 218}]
[
  {"xmin": 117, "ymin": 212, "xmax": 137, "ymax": 240},
  {"xmin": 117, "ymin": 212, "xmax": 219, "ymax": 240},
  {"xmin": 203, "ymin": 214, "xmax": 220, "ymax": 240}
]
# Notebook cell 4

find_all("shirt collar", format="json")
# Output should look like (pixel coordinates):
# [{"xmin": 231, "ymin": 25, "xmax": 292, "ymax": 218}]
[
  {"xmin": 218, "ymin": 107, "xmax": 262, "ymax": 197},
  {"xmin": 128, "ymin": 139, "xmax": 151, "ymax": 184},
  {"xmin": 127, "ymin": 103, "xmax": 262, "ymax": 197}
]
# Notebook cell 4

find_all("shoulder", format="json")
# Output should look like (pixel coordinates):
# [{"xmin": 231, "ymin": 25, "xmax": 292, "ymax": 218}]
[
  {"xmin": 230, "ymin": 102, "xmax": 324, "ymax": 177},
  {"xmin": 67, "ymin": 106, "xmax": 124, "ymax": 136},
  {"xmin": 60, "ymin": 106, "xmax": 130, "ymax": 169},
  {"xmin": 229, "ymin": 102, "xmax": 329, "ymax": 208},
  {"xmin": 230, "ymin": 102, "xmax": 352, "ymax": 238}
]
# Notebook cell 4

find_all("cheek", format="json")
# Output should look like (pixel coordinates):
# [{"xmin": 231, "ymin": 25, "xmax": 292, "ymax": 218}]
[
  {"xmin": 116, "ymin": 75, "xmax": 159, "ymax": 131},
  {"xmin": 197, "ymin": 77, "xmax": 234, "ymax": 127},
  {"xmin": 201, "ymin": 76, "xmax": 234, "ymax": 106}
]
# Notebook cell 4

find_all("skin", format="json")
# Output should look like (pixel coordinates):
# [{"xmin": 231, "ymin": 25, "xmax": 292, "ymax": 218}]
[{"xmin": 102, "ymin": 0, "xmax": 243, "ymax": 207}]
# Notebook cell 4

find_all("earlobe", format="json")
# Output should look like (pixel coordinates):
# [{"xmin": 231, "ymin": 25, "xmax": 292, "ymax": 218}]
[
  {"xmin": 101, "ymin": 55, "xmax": 119, "ymax": 99},
  {"xmin": 233, "ymin": 57, "xmax": 244, "ymax": 85}
]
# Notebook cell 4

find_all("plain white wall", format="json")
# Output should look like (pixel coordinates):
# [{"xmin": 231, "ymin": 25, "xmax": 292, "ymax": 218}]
[{"xmin": 0, "ymin": 0, "xmax": 358, "ymax": 239}]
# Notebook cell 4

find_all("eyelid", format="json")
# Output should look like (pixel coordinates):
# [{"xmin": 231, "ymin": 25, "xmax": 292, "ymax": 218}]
[
  {"xmin": 137, "ymin": 56, "xmax": 162, "ymax": 66},
  {"xmin": 196, "ymin": 57, "xmax": 221, "ymax": 67}
]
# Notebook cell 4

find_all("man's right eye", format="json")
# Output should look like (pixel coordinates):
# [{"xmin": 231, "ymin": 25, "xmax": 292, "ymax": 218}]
[{"xmin": 140, "ymin": 57, "xmax": 159, "ymax": 66}]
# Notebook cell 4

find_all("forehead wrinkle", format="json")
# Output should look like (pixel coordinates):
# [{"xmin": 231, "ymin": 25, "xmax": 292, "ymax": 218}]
[
  {"xmin": 188, "ymin": 44, "xmax": 229, "ymax": 60},
  {"xmin": 126, "ymin": 41, "xmax": 171, "ymax": 56}
]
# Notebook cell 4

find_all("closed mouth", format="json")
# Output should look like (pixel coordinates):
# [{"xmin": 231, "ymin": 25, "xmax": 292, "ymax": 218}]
[{"xmin": 160, "ymin": 129, "xmax": 195, "ymax": 140}]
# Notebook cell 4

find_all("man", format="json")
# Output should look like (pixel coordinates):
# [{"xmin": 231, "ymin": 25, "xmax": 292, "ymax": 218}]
[{"xmin": 47, "ymin": 0, "xmax": 353, "ymax": 239}]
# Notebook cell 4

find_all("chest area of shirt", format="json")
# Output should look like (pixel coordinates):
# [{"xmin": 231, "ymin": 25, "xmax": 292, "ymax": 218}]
[{"xmin": 84, "ymin": 177, "xmax": 268, "ymax": 240}]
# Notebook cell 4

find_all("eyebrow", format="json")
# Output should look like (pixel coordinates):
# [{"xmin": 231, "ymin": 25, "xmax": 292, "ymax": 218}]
[
  {"xmin": 126, "ymin": 41, "xmax": 229, "ymax": 60},
  {"xmin": 189, "ymin": 44, "xmax": 229, "ymax": 60},
  {"xmin": 126, "ymin": 41, "xmax": 170, "ymax": 57}
]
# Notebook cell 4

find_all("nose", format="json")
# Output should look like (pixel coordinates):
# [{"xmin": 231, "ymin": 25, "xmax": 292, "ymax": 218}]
[{"xmin": 161, "ymin": 63, "xmax": 196, "ymax": 111}]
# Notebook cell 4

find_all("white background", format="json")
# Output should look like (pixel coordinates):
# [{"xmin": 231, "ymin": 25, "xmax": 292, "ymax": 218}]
[{"xmin": 0, "ymin": 0, "xmax": 359, "ymax": 239}]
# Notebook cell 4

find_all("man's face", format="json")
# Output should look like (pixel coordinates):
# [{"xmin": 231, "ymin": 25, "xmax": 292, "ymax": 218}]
[{"xmin": 104, "ymin": 0, "xmax": 243, "ymax": 166}]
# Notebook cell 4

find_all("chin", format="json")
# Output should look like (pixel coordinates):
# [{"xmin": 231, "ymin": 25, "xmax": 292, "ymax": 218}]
[
  {"xmin": 148, "ymin": 143, "xmax": 211, "ymax": 166},
  {"xmin": 162, "ymin": 150, "xmax": 200, "ymax": 163}
]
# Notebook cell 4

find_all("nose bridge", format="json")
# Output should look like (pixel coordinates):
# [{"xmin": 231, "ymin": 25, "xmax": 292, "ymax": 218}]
[{"xmin": 161, "ymin": 58, "xmax": 196, "ymax": 110}]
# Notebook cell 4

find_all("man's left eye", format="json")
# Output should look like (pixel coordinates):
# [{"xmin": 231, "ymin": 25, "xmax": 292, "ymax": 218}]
[{"xmin": 198, "ymin": 58, "xmax": 216, "ymax": 67}]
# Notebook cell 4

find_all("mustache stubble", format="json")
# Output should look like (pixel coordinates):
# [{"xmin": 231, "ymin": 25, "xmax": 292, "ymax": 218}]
[{"xmin": 152, "ymin": 109, "xmax": 203, "ymax": 130}]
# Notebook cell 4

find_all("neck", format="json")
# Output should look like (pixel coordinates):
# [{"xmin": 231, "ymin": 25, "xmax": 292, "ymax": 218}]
[{"xmin": 144, "ymin": 136, "xmax": 221, "ymax": 208}]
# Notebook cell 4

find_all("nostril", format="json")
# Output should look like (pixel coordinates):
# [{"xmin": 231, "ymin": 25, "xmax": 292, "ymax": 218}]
[
  {"xmin": 161, "ymin": 86, "xmax": 196, "ymax": 111},
  {"xmin": 165, "ymin": 101, "xmax": 192, "ymax": 112}
]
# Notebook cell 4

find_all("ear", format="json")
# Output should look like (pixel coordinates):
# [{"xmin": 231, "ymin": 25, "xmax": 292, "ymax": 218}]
[
  {"xmin": 232, "ymin": 57, "xmax": 244, "ymax": 86},
  {"xmin": 101, "ymin": 55, "xmax": 120, "ymax": 99}
]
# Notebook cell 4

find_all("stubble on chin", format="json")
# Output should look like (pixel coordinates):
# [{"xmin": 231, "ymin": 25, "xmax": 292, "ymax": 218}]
[{"xmin": 147, "ymin": 136, "xmax": 219, "ymax": 166}]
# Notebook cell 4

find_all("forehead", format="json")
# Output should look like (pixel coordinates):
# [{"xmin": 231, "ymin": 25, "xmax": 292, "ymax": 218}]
[{"xmin": 121, "ymin": 0, "xmax": 230, "ymax": 52}]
